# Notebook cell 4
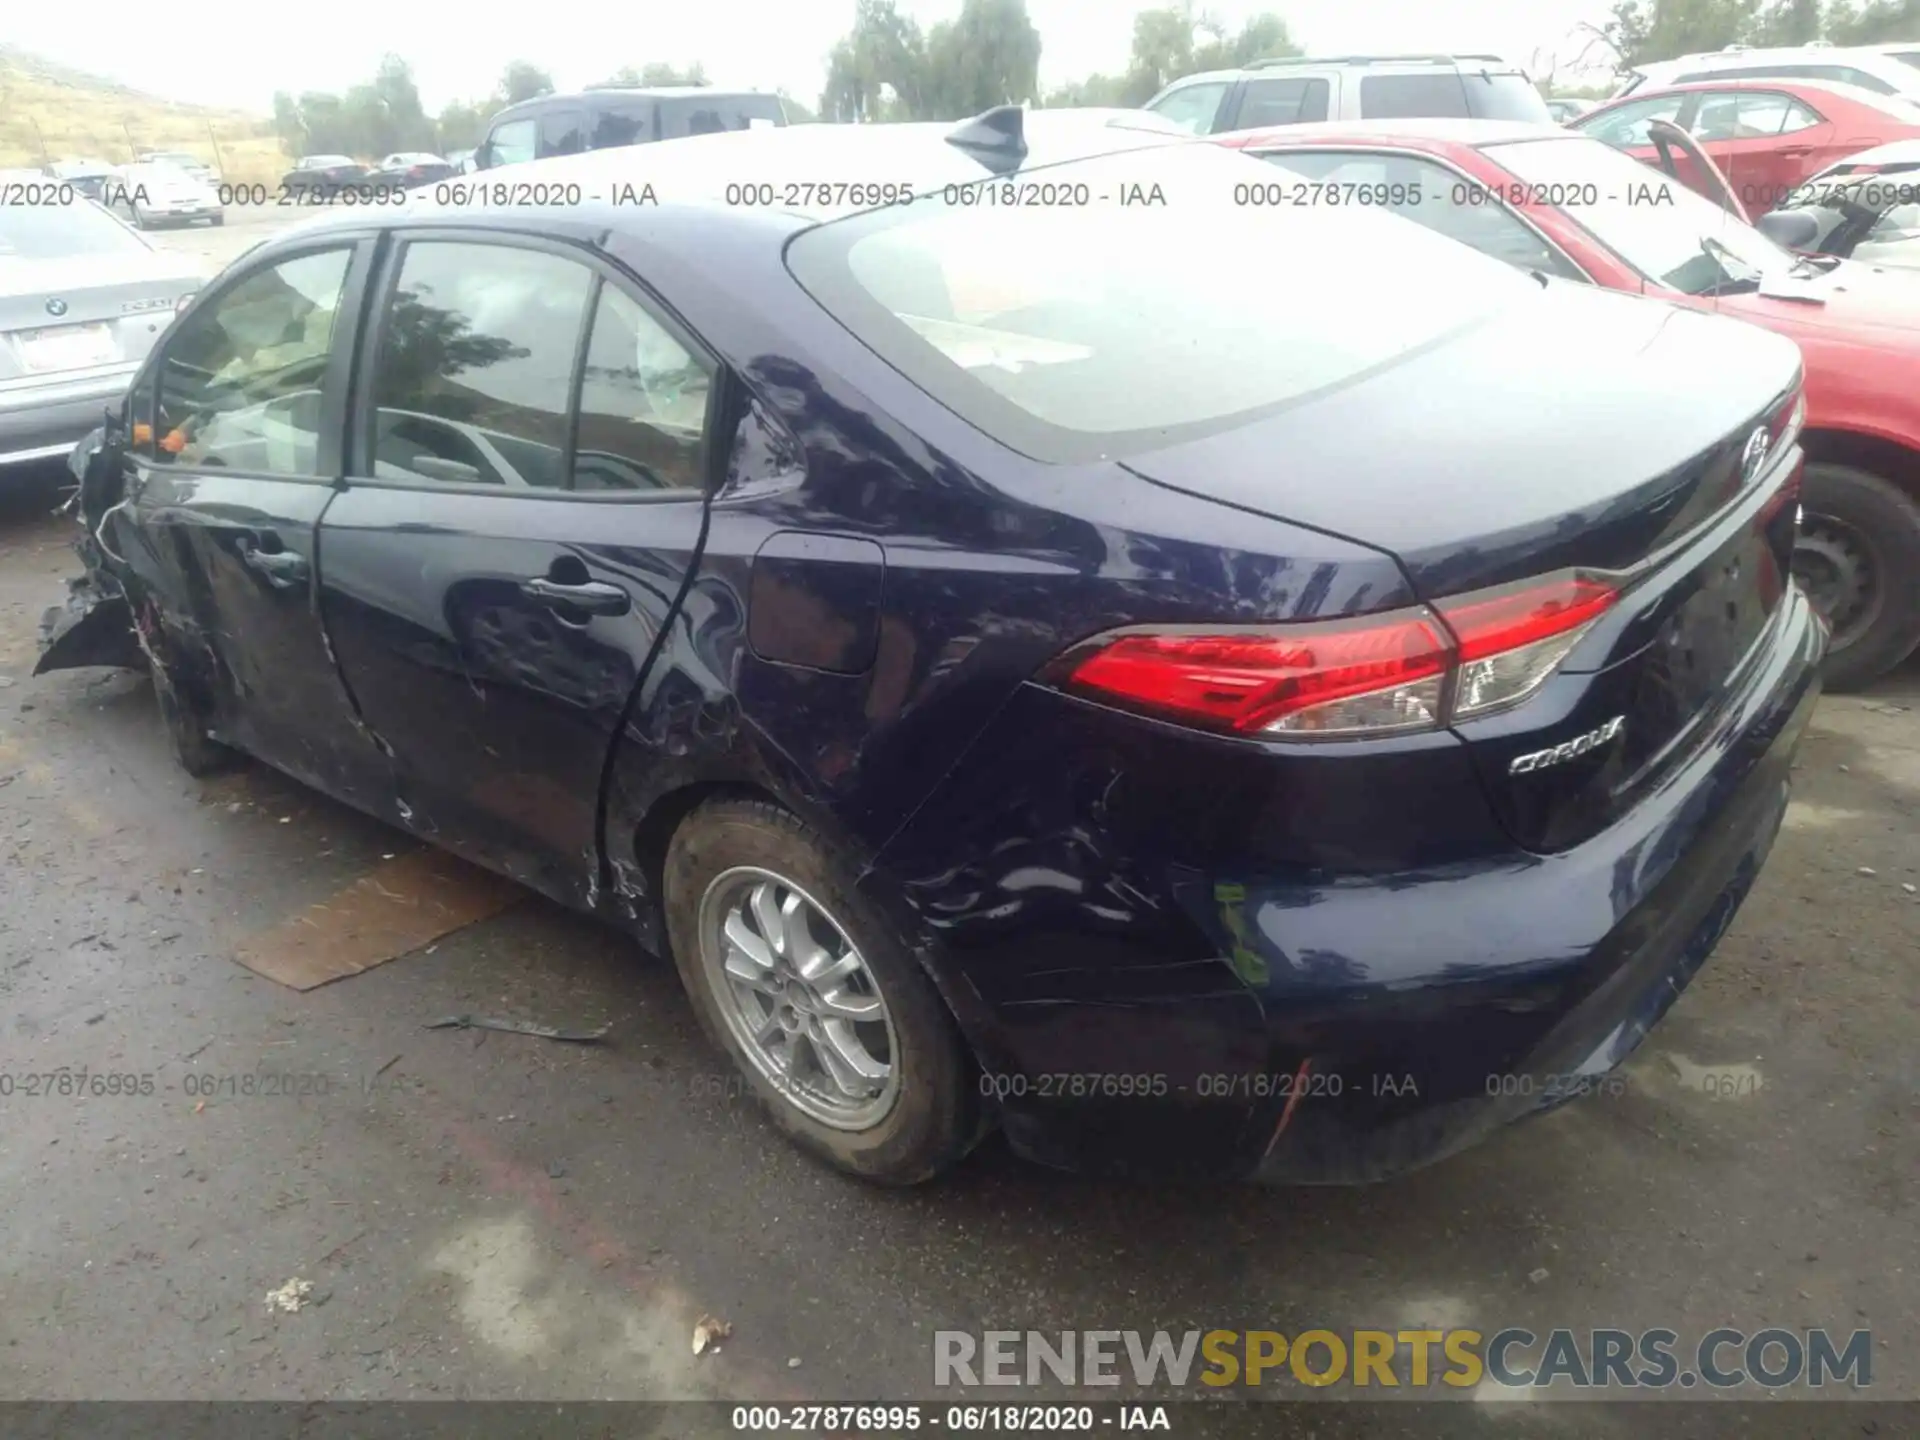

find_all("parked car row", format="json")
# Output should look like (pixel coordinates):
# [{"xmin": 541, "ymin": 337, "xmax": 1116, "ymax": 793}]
[
  {"xmin": 10, "ymin": 64, "xmax": 1916, "ymax": 1189},
  {"xmin": 0, "ymin": 173, "xmax": 207, "ymax": 468}
]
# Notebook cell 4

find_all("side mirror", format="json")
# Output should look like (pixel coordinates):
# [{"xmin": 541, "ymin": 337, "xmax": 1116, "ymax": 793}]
[
  {"xmin": 1756, "ymin": 208, "xmax": 1821, "ymax": 250},
  {"xmin": 473, "ymin": 142, "xmax": 494, "ymax": 171}
]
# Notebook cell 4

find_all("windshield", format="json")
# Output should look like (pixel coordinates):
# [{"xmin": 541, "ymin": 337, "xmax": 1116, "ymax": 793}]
[
  {"xmin": 0, "ymin": 198, "xmax": 150, "ymax": 259},
  {"xmin": 787, "ymin": 145, "xmax": 1532, "ymax": 463},
  {"xmin": 1488, "ymin": 135, "xmax": 1790, "ymax": 294}
]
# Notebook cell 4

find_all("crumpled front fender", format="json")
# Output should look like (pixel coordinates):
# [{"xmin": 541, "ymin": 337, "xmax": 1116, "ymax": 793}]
[{"xmin": 36, "ymin": 574, "xmax": 147, "ymax": 676}]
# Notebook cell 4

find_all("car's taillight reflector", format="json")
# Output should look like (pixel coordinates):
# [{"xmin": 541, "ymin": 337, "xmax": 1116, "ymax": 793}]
[
  {"xmin": 1435, "ymin": 574, "xmax": 1617, "ymax": 719},
  {"xmin": 1059, "ymin": 616, "xmax": 1451, "ymax": 736},
  {"xmin": 1052, "ymin": 570, "xmax": 1620, "ymax": 740}
]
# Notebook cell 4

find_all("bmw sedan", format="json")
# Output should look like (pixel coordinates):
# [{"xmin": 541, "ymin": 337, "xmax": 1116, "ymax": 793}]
[
  {"xmin": 37, "ymin": 114, "xmax": 1825, "ymax": 1184},
  {"xmin": 1, "ymin": 181, "xmax": 205, "ymax": 476}
]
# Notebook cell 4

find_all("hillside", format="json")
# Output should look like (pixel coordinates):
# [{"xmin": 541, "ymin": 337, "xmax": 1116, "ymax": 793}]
[{"xmin": 0, "ymin": 46, "xmax": 287, "ymax": 184}]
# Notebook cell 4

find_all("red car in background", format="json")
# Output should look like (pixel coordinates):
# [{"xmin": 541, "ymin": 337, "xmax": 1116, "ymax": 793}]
[
  {"xmin": 1575, "ymin": 77, "xmax": 1920, "ymax": 216},
  {"xmin": 1216, "ymin": 118, "xmax": 1920, "ymax": 688}
]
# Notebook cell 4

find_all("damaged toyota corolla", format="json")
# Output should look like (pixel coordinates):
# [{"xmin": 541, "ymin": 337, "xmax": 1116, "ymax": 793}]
[{"xmin": 37, "ymin": 111, "xmax": 1827, "ymax": 1185}]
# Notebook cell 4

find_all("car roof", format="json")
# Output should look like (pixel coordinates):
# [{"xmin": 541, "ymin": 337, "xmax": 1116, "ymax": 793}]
[
  {"xmin": 1223, "ymin": 115, "xmax": 1569, "ymax": 149},
  {"xmin": 1594, "ymin": 76, "xmax": 1902, "ymax": 104}
]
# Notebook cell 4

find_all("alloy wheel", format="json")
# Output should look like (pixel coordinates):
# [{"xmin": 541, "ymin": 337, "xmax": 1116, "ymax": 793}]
[{"xmin": 696, "ymin": 866, "xmax": 899, "ymax": 1131}]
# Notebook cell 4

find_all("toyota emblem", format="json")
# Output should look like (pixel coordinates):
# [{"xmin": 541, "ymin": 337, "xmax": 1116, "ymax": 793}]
[
  {"xmin": 45, "ymin": 297, "xmax": 69, "ymax": 317},
  {"xmin": 1739, "ymin": 426, "xmax": 1771, "ymax": 484}
]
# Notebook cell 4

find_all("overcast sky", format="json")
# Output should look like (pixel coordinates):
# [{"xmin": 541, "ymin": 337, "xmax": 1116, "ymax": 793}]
[{"xmin": 12, "ymin": 0, "xmax": 1617, "ymax": 113}]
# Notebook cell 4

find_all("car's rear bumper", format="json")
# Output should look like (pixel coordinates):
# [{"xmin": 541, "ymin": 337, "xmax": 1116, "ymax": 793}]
[
  {"xmin": 0, "ymin": 367, "xmax": 135, "ymax": 469},
  {"xmin": 866, "ymin": 585, "xmax": 1826, "ymax": 1182}
]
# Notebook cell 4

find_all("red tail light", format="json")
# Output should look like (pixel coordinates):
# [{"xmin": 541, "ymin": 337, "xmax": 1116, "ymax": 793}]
[{"xmin": 1051, "ymin": 570, "xmax": 1620, "ymax": 739}]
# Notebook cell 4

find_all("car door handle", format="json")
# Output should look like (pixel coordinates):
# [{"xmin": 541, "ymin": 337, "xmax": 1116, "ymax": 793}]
[
  {"xmin": 238, "ymin": 537, "xmax": 309, "ymax": 588},
  {"xmin": 519, "ymin": 577, "xmax": 631, "ymax": 616}
]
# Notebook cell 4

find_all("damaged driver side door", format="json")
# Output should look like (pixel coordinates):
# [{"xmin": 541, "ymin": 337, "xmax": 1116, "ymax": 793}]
[{"xmin": 122, "ymin": 238, "xmax": 398, "ymax": 814}]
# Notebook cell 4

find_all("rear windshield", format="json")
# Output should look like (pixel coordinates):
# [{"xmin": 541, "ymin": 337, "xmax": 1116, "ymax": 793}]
[
  {"xmin": 785, "ymin": 145, "xmax": 1531, "ymax": 464},
  {"xmin": 0, "ymin": 199, "xmax": 149, "ymax": 259},
  {"xmin": 1360, "ymin": 71, "xmax": 1551, "ymax": 122}
]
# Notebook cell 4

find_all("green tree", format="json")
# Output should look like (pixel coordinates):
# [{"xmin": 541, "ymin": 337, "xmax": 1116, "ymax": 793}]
[
  {"xmin": 1751, "ymin": 0, "xmax": 1825, "ymax": 43},
  {"xmin": 639, "ymin": 61, "xmax": 709, "ymax": 85},
  {"xmin": 821, "ymin": 0, "xmax": 930, "ymax": 121},
  {"xmin": 1601, "ymin": 0, "xmax": 1761, "ymax": 67},
  {"xmin": 922, "ymin": 0, "xmax": 1042, "ymax": 119},
  {"xmin": 1829, "ymin": 0, "xmax": 1920, "ymax": 41},
  {"xmin": 499, "ymin": 60, "xmax": 555, "ymax": 106},
  {"xmin": 1105, "ymin": 5, "xmax": 1298, "ymax": 106},
  {"xmin": 435, "ymin": 99, "xmax": 490, "ymax": 151}
]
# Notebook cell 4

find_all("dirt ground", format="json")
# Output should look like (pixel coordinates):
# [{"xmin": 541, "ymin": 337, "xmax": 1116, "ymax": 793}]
[{"xmin": 1, "ymin": 330, "xmax": 1915, "ymax": 1430}]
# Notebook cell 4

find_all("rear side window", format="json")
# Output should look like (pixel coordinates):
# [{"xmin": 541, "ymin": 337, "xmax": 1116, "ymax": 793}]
[
  {"xmin": 1361, "ymin": 73, "xmax": 1471, "ymax": 118},
  {"xmin": 786, "ymin": 145, "xmax": 1531, "ymax": 464},
  {"xmin": 592, "ymin": 100, "xmax": 656, "ymax": 148},
  {"xmin": 538, "ymin": 110, "xmax": 587, "ymax": 158},
  {"xmin": 1145, "ymin": 81, "xmax": 1229, "ymax": 134},
  {"xmin": 367, "ymin": 242, "xmax": 592, "ymax": 489},
  {"xmin": 153, "ymin": 248, "xmax": 352, "ymax": 477},
  {"xmin": 658, "ymin": 96, "xmax": 786, "ymax": 139},
  {"xmin": 1235, "ymin": 77, "xmax": 1330, "ymax": 128},
  {"xmin": 486, "ymin": 118, "xmax": 536, "ymax": 168},
  {"xmin": 1694, "ymin": 91, "xmax": 1823, "ymax": 140}
]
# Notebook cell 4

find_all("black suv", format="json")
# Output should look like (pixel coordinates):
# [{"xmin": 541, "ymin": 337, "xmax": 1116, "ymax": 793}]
[
  {"xmin": 476, "ymin": 87, "xmax": 791, "ymax": 169},
  {"xmin": 1144, "ymin": 54, "xmax": 1554, "ymax": 134}
]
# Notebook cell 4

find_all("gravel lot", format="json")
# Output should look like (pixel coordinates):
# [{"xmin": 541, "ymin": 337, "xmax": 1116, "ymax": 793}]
[{"xmin": 0, "ymin": 214, "xmax": 1914, "ymax": 1432}]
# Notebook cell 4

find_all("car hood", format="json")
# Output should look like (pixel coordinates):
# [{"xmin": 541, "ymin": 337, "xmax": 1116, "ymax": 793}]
[
  {"xmin": 1722, "ymin": 259, "xmax": 1920, "ymax": 344},
  {"xmin": 1118, "ymin": 278, "xmax": 1803, "ymax": 597}
]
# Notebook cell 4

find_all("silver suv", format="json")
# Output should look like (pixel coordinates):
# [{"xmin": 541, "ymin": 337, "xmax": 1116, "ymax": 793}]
[{"xmin": 1143, "ymin": 54, "xmax": 1554, "ymax": 135}]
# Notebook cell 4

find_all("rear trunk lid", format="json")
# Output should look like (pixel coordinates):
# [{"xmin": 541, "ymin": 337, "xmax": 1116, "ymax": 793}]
[
  {"xmin": 0, "ymin": 251, "xmax": 200, "ymax": 381},
  {"xmin": 1122, "ymin": 282, "xmax": 1806, "ymax": 852}
]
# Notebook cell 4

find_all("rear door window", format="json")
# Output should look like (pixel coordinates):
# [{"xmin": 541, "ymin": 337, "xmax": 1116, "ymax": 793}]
[
  {"xmin": 657, "ymin": 95, "xmax": 786, "ymax": 138},
  {"xmin": 1583, "ymin": 92, "xmax": 1688, "ymax": 147},
  {"xmin": 592, "ymin": 100, "xmax": 657, "ymax": 148},
  {"xmin": 365, "ymin": 241, "xmax": 592, "ymax": 489},
  {"xmin": 1234, "ymin": 77, "xmax": 1331, "ymax": 128},
  {"xmin": 537, "ymin": 109, "xmax": 587, "ymax": 158},
  {"xmin": 1360, "ymin": 73, "xmax": 1470, "ymax": 119}
]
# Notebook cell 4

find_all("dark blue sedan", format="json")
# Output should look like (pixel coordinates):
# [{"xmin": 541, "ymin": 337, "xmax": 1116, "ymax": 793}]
[{"xmin": 40, "ymin": 110, "xmax": 1826, "ymax": 1184}]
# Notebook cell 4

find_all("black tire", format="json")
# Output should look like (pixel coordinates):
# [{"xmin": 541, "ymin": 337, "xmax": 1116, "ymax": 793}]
[
  {"xmin": 1796, "ymin": 462, "xmax": 1920, "ymax": 691},
  {"xmin": 663, "ymin": 797, "xmax": 978, "ymax": 1184},
  {"xmin": 152, "ymin": 665, "xmax": 234, "ymax": 777}
]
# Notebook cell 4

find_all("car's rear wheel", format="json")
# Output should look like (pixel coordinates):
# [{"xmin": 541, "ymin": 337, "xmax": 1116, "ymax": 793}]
[
  {"xmin": 663, "ymin": 797, "xmax": 978, "ymax": 1184},
  {"xmin": 1793, "ymin": 462, "xmax": 1920, "ymax": 690}
]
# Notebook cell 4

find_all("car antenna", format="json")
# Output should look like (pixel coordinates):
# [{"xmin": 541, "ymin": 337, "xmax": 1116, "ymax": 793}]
[{"xmin": 946, "ymin": 105, "xmax": 1027, "ymax": 175}]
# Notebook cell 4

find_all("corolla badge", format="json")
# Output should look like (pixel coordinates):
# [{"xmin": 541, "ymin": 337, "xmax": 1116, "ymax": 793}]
[
  {"xmin": 1740, "ymin": 426, "xmax": 1771, "ymax": 485},
  {"xmin": 1509, "ymin": 715, "xmax": 1626, "ymax": 775},
  {"xmin": 45, "ymin": 297, "xmax": 68, "ymax": 317}
]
